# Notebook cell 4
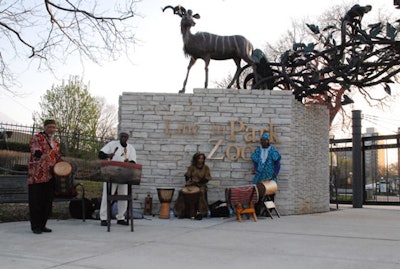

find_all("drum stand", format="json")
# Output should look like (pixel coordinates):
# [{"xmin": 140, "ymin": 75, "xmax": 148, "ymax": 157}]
[
  {"xmin": 260, "ymin": 195, "xmax": 280, "ymax": 219},
  {"xmin": 106, "ymin": 181, "xmax": 134, "ymax": 232}
]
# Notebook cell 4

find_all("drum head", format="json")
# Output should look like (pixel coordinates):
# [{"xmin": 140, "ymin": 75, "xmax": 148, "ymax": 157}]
[
  {"xmin": 54, "ymin": 161, "xmax": 72, "ymax": 177},
  {"xmin": 157, "ymin": 188, "xmax": 175, "ymax": 202},
  {"xmin": 182, "ymin": 186, "xmax": 200, "ymax": 194}
]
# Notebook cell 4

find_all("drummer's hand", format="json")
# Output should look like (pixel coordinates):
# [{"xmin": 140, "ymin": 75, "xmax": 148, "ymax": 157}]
[
  {"xmin": 108, "ymin": 153, "xmax": 115, "ymax": 159},
  {"xmin": 124, "ymin": 158, "xmax": 129, "ymax": 162}
]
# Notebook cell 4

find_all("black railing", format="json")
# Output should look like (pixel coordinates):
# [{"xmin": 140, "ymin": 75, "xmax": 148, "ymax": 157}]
[{"xmin": 330, "ymin": 134, "xmax": 400, "ymax": 205}]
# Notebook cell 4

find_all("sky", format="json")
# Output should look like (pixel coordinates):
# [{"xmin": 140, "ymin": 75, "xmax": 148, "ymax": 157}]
[{"xmin": 1, "ymin": 0, "xmax": 399, "ymax": 136}]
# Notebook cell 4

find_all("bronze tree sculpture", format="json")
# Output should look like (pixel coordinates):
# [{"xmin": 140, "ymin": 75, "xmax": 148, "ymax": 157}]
[{"xmin": 239, "ymin": 4, "xmax": 400, "ymax": 110}]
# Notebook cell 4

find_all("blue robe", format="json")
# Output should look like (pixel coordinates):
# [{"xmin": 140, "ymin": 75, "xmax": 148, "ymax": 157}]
[{"xmin": 251, "ymin": 146, "xmax": 281, "ymax": 184}]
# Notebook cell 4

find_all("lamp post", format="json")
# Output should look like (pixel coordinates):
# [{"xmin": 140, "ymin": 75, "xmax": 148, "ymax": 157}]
[{"xmin": 352, "ymin": 110, "xmax": 363, "ymax": 208}]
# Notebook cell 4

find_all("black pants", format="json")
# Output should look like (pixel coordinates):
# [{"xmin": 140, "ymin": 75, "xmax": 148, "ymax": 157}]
[{"xmin": 28, "ymin": 181, "xmax": 54, "ymax": 231}]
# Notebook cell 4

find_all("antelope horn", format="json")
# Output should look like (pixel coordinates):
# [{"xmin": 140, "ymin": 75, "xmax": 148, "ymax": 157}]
[
  {"xmin": 178, "ymin": 6, "xmax": 186, "ymax": 16},
  {"xmin": 162, "ymin": 5, "xmax": 175, "ymax": 13},
  {"xmin": 162, "ymin": 5, "xmax": 186, "ymax": 17}
]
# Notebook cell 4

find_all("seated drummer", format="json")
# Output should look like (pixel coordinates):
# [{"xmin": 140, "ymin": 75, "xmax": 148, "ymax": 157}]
[{"xmin": 174, "ymin": 152, "xmax": 211, "ymax": 220}]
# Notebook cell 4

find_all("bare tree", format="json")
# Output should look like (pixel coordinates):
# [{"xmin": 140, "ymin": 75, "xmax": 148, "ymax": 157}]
[
  {"xmin": 0, "ymin": 0, "xmax": 138, "ymax": 93},
  {"xmin": 96, "ymin": 97, "xmax": 118, "ymax": 140}
]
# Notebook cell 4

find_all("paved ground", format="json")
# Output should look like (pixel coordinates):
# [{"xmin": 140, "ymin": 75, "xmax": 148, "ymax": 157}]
[{"xmin": 1, "ymin": 205, "xmax": 399, "ymax": 269}]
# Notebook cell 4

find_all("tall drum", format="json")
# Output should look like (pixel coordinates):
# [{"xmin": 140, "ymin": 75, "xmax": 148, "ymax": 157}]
[
  {"xmin": 181, "ymin": 186, "xmax": 201, "ymax": 219},
  {"xmin": 157, "ymin": 188, "xmax": 175, "ymax": 219}
]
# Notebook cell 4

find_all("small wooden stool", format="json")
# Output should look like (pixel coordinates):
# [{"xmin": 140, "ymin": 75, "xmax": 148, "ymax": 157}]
[{"xmin": 236, "ymin": 201, "xmax": 257, "ymax": 222}]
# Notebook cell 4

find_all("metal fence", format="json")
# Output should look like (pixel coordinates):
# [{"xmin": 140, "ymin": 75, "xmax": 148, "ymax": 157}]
[
  {"xmin": 330, "ymin": 134, "xmax": 400, "ymax": 205},
  {"xmin": 0, "ymin": 123, "xmax": 35, "ymax": 148}
]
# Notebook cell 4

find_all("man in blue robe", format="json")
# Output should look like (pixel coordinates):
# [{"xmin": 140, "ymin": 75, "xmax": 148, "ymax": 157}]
[{"xmin": 251, "ymin": 133, "xmax": 281, "ymax": 184}]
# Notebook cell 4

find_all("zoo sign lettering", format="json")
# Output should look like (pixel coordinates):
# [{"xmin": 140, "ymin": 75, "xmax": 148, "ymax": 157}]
[{"xmin": 164, "ymin": 119, "xmax": 280, "ymax": 161}]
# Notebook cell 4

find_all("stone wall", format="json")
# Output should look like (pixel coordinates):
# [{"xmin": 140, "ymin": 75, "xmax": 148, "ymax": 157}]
[{"xmin": 118, "ymin": 88, "xmax": 330, "ymax": 215}]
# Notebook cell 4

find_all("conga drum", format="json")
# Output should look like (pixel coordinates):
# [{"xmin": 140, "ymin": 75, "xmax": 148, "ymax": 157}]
[
  {"xmin": 157, "ymin": 188, "xmax": 175, "ymax": 219},
  {"xmin": 53, "ymin": 161, "xmax": 75, "ymax": 197},
  {"xmin": 54, "ymin": 161, "xmax": 73, "ymax": 177},
  {"xmin": 181, "ymin": 186, "xmax": 201, "ymax": 219}
]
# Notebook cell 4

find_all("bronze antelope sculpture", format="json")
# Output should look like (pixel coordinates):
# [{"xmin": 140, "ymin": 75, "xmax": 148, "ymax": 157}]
[{"xmin": 163, "ymin": 5, "xmax": 255, "ymax": 93}]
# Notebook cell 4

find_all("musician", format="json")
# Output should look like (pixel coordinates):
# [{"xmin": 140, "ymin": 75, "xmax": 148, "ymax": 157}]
[
  {"xmin": 251, "ymin": 133, "xmax": 281, "ymax": 214},
  {"xmin": 174, "ymin": 152, "xmax": 211, "ymax": 219},
  {"xmin": 28, "ymin": 119, "xmax": 61, "ymax": 234},
  {"xmin": 98, "ymin": 132, "xmax": 137, "ymax": 226},
  {"xmin": 251, "ymin": 133, "xmax": 281, "ymax": 184}
]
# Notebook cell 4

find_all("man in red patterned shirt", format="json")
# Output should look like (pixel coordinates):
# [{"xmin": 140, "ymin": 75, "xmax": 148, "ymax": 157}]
[{"xmin": 28, "ymin": 119, "xmax": 61, "ymax": 234}]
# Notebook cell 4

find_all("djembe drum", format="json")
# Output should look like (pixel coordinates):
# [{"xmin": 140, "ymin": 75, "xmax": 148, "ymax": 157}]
[
  {"xmin": 54, "ymin": 161, "xmax": 73, "ymax": 177},
  {"xmin": 53, "ymin": 161, "xmax": 75, "ymax": 198},
  {"xmin": 157, "ymin": 188, "xmax": 175, "ymax": 219},
  {"xmin": 181, "ymin": 186, "xmax": 202, "ymax": 219}
]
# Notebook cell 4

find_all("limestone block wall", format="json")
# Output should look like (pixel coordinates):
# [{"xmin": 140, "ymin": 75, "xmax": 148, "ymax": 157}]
[{"xmin": 118, "ymin": 88, "xmax": 330, "ymax": 215}]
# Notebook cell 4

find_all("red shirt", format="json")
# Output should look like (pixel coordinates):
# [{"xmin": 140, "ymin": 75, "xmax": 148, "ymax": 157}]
[{"xmin": 28, "ymin": 132, "xmax": 61, "ymax": 184}]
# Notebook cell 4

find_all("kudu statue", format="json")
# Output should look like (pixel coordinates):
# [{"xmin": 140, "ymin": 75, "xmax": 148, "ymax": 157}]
[{"xmin": 163, "ymin": 5, "xmax": 255, "ymax": 93}]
